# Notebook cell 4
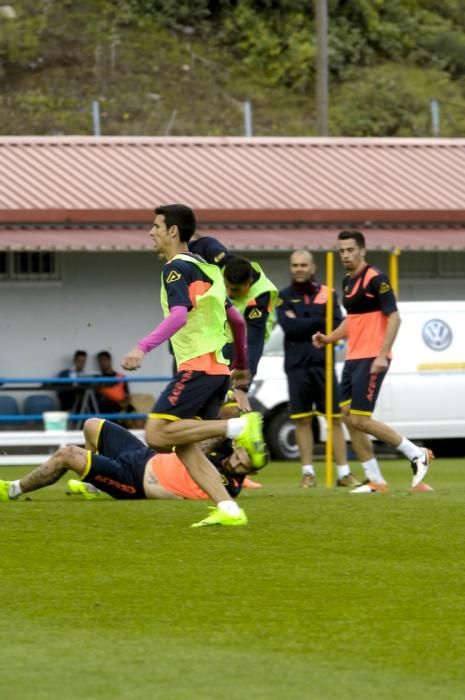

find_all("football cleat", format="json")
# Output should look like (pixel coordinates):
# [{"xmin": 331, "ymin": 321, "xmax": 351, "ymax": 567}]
[
  {"xmin": 300, "ymin": 474, "xmax": 316, "ymax": 488},
  {"xmin": 235, "ymin": 412, "xmax": 267, "ymax": 470},
  {"xmin": 66, "ymin": 479, "xmax": 100, "ymax": 500},
  {"xmin": 410, "ymin": 483, "xmax": 434, "ymax": 492},
  {"xmin": 411, "ymin": 448, "xmax": 434, "ymax": 488},
  {"xmin": 191, "ymin": 506, "xmax": 248, "ymax": 528},
  {"xmin": 349, "ymin": 480, "xmax": 387, "ymax": 494},
  {"xmin": 337, "ymin": 473, "xmax": 361, "ymax": 488},
  {"xmin": 0, "ymin": 479, "xmax": 12, "ymax": 502}
]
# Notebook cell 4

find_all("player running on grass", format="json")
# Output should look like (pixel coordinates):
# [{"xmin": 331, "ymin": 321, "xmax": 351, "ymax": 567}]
[
  {"xmin": 0, "ymin": 419, "xmax": 267, "ymax": 503},
  {"xmin": 313, "ymin": 230, "xmax": 433, "ymax": 493},
  {"xmin": 121, "ymin": 204, "xmax": 266, "ymax": 527}
]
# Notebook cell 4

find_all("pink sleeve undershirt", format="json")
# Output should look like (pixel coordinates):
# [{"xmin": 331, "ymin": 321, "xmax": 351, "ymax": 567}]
[
  {"xmin": 136, "ymin": 304, "xmax": 249, "ymax": 370},
  {"xmin": 226, "ymin": 304, "xmax": 249, "ymax": 370},
  {"xmin": 136, "ymin": 305, "xmax": 188, "ymax": 353}
]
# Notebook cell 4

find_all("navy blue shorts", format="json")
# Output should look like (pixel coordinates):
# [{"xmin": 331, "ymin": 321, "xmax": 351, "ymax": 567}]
[
  {"xmin": 340, "ymin": 358, "xmax": 390, "ymax": 415},
  {"xmin": 86, "ymin": 420, "xmax": 154, "ymax": 499},
  {"xmin": 152, "ymin": 371, "xmax": 229, "ymax": 420},
  {"xmin": 287, "ymin": 366, "xmax": 341, "ymax": 419}
]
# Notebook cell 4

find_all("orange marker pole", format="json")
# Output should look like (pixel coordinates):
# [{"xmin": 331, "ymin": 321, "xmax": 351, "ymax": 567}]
[{"xmin": 325, "ymin": 251, "xmax": 334, "ymax": 489}]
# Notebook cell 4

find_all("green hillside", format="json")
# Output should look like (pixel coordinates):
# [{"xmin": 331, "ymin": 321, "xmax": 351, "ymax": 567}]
[{"xmin": 1, "ymin": 0, "xmax": 465, "ymax": 136}]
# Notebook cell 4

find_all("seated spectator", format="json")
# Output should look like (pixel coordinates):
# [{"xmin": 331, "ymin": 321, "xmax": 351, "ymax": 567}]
[
  {"xmin": 56, "ymin": 350, "xmax": 88, "ymax": 411},
  {"xmin": 95, "ymin": 351, "xmax": 131, "ymax": 415}
]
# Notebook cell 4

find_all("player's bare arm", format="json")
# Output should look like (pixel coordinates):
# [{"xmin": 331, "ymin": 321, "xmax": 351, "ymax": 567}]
[
  {"xmin": 312, "ymin": 318, "xmax": 347, "ymax": 348},
  {"xmin": 232, "ymin": 387, "xmax": 251, "ymax": 412},
  {"xmin": 371, "ymin": 311, "xmax": 401, "ymax": 374},
  {"xmin": 122, "ymin": 347, "xmax": 145, "ymax": 371},
  {"xmin": 231, "ymin": 367, "xmax": 251, "ymax": 390}
]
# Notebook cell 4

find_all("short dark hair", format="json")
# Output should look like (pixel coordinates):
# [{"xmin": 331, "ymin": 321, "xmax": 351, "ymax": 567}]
[
  {"xmin": 97, "ymin": 351, "xmax": 111, "ymax": 360},
  {"xmin": 154, "ymin": 204, "xmax": 196, "ymax": 242},
  {"xmin": 223, "ymin": 257, "xmax": 253, "ymax": 284},
  {"xmin": 209, "ymin": 439, "xmax": 270, "ymax": 474},
  {"xmin": 73, "ymin": 350, "xmax": 87, "ymax": 359},
  {"xmin": 338, "ymin": 230, "xmax": 366, "ymax": 248},
  {"xmin": 208, "ymin": 438, "xmax": 235, "ymax": 470}
]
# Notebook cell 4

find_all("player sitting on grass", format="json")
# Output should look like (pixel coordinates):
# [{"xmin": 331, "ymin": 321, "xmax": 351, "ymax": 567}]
[{"xmin": 0, "ymin": 418, "xmax": 268, "ymax": 510}]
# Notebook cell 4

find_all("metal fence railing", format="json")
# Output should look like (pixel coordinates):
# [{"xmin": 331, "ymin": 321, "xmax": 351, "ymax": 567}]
[{"xmin": 0, "ymin": 375, "xmax": 171, "ymax": 426}]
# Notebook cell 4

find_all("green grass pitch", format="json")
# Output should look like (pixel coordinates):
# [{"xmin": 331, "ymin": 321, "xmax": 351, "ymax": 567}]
[{"xmin": 1, "ymin": 457, "xmax": 465, "ymax": 700}]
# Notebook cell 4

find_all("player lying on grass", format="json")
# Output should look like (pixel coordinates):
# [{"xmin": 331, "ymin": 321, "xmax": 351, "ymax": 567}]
[{"xmin": 0, "ymin": 419, "xmax": 267, "ymax": 510}]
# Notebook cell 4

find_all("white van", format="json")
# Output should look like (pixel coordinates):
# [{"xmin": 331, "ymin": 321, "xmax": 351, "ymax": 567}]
[{"xmin": 249, "ymin": 301, "xmax": 465, "ymax": 459}]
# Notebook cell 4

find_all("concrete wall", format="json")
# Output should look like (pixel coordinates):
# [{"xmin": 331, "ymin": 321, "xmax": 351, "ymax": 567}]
[
  {"xmin": 2, "ymin": 251, "xmax": 168, "ymax": 406},
  {"xmin": 1, "ymin": 248, "xmax": 463, "ymax": 408}
]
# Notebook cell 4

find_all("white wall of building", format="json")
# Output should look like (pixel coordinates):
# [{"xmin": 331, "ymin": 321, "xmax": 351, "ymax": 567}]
[
  {"xmin": 1, "ymin": 251, "xmax": 171, "ymax": 406},
  {"xmin": 1, "ymin": 248, "xmax": 463, "ymax": 409}
]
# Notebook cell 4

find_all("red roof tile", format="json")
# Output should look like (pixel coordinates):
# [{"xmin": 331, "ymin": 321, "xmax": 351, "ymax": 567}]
[
  {"xmin": 1, "ymin": 137, "xmax": 465, "ymax": 226},
  {"xmin": 1, "ymin": 226, "xmax": 464, "ymax": 252}
]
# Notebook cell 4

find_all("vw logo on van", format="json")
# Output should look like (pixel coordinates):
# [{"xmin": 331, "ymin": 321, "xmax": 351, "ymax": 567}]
[{"xmin": 422, "ymin": 319, "xmax": 452, "ymax": 351}]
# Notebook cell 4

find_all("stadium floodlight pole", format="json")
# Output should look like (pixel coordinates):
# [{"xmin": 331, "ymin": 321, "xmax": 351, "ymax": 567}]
[
  {"xmin": 315, "ymin": 0, "xmax": 329, "ymax": 135},
  {"xmin": 389, "ymin": 248, "xmax": 401, "ymax": 298},
  {"xmin": 325, "ymin": 250, "xmax": 334, "ymax": 488}
]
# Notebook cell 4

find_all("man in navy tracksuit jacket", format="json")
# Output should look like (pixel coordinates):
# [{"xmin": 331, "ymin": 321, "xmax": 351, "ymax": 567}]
[{"xmin": 276, "ymin": 249, "xmax": 360, "ymax": 488}]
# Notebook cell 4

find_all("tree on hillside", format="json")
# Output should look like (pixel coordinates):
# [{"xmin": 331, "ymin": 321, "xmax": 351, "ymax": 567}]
[{"xmin": 0, "ymin": 0, "xmax": 465, "ymax": 136}]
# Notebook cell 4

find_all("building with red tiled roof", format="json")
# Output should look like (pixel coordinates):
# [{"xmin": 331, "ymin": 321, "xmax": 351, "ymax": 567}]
[
  {"xmin": 1, "ymin": 136, "xmax": 465, "ymax": 251},
  {"xmin": 0, "ymin": 136, "xmax": 464, "ymax": 383}
]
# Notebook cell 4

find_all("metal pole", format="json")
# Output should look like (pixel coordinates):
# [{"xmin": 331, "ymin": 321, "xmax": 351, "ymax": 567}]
[
  {"xmin": 243, "ymin": 101, "xmax": 253, "ymax": 137},
  {"xmin": 315, "ymin": 0, "xmax": 329, "ymax": 135},
  {"xmin": 325, "ymin": 251, "xmax": 334, "ymax": 488},
  {"xmin": 92, "ymin": 100, "xmax": 101, "ymax": 137},
  {"xmin": 430, "ymin": 99, "xmax": 440, "ymax": 137}
]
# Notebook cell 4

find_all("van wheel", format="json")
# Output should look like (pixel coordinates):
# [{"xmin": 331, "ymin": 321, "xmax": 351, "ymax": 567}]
[{"xmin": 265, "ymin": 409, "xmax": 298, "ymax": 461}]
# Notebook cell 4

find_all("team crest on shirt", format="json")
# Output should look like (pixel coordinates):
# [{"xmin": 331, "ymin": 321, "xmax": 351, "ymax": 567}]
[
  {"xmin": 379, "ymin": 282, "xmax": 391, "ymax": 294},
  {"xmin": 248, "ymin": 308, "xmax": 263, "ymax": 320},
  {"xmin": 166, "ymin": 270, "xmax": 181, "ymax": 283}
]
